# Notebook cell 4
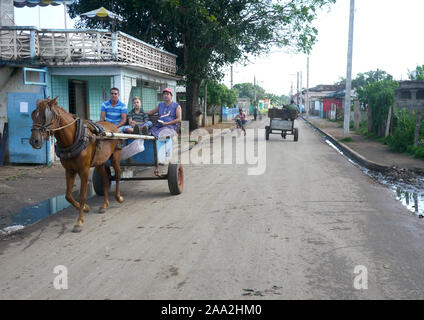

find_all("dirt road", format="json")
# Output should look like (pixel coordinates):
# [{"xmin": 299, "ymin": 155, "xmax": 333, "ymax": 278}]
[{"xmin": 1, "ymin": 118, "xmax": 423, "ymax": 299}]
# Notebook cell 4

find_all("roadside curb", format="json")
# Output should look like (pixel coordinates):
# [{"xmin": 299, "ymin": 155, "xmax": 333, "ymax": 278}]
[{"xmin": 301, "ymin": 116, "xmax": 390, "ymax": 173}]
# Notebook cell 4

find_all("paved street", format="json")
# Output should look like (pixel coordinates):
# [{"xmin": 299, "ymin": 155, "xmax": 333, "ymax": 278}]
[{"xmin": 1, "ymin": 118, "xmax": 424, "ymax": 299}]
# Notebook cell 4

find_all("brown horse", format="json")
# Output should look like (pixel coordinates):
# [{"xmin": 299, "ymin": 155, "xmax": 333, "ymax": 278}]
[{"xmin": 29, "ymin": 97, "xmax": 124, "ymax": 233}]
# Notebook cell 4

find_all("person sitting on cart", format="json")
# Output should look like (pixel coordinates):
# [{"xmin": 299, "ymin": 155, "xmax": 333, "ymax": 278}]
[
  {"xmin": 120, "ymin": 97, "xmax": 152, "ymax": 135},
  {"xmin": 146, "ymin": 88, "xmax": 182, "ymax": 139},
  {"xmin": 234, "ymin": 107, "xmax": 247, "ymax": 136},
  {"xmin": 100, "ymin": 87, "xmax": 127, "ymax": 131},
  {"xmin": 286, "ymin": 100, "xmax": 298, "ymax": 111},
  {"xmin": 285, "ymin": 100, "xmax": 299, "ymax": 119}
]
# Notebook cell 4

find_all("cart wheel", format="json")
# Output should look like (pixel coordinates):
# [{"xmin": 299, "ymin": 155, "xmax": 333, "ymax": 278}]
[
  {"xmin": 92, "ymin": 165, "xmax": 112, "ymax": 196},
  {"xmin": 168, "ymin": 163, "xmax": 184, "ymax": 195},
  {"xmin": 265, "ymin": 126, "xmax": 270, "ymax": 141},
  {"xmin": 294, "ymin": 128, "xmax": 299, "ymax": 142}
]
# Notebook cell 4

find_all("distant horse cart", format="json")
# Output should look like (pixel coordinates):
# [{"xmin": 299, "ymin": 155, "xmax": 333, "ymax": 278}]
[
  {"xmin": 265, "ymin": 108, "xmax": 299, "ymax": 141},
  {"xmin": 29, "ymin": 97, "xmax": 183, "ymax": 233}
]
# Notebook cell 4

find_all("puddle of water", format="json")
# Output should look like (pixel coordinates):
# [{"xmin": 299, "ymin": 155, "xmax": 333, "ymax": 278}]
[
  {"xmin": 324, "ymin": 138, "xmax": 424, "ymax": 218},
  {"xmin": 0, "ymin": 183, "xmax": 96, "ymax": 236},
  {"xmin": 394, "ymin": 188, "xmax": 423, "ymax": 216}
]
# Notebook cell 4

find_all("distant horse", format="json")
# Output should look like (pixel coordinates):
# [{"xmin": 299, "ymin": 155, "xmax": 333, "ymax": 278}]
[{"xmin": 29, "ymin": 97, "xmax": 124, "ymax": 233}]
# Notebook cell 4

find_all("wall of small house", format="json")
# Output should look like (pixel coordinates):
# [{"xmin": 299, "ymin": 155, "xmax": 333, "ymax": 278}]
[
  {"xmin": 117, "ymin": 69, "xmax": 176, "ymax": 113},
  {"xmin": 49, "ymin": 67, "xmax": 177, "ymax": 120},
  {"xmin": 141, "ymin": 86, "xmax": 158, "ymax": 112},
  {"xmin": 50, "ymin": 75, "xmax": 112, "ymax": 121},
  {"xmin": 322, "ymin": 98, "xmax": 343, "ymax": 113},
  {"xmin": 0, "ymin": 66, "xmax": 43, "ymax": 133},
  {"xmin": 125, "ymin": 80, "xmax": 176, "ymax": 112}
]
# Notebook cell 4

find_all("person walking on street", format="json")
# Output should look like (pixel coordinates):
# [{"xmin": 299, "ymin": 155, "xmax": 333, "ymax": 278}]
[
  {"xmin": 235, "ymin": 107, "xmax": 247, "ymax": 136},
  {"xmin": 100, "ymin": 88, "xmax": 127, "ymax": 131},
  {"xmin": 253, "ymin": 106, "xmax": 258, "ymax": 121}
]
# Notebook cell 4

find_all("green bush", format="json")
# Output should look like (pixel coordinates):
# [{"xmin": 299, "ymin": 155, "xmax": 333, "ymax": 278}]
[
  {"xmin": 387, "ymin": 109, "xmax": 415, "ymax": 152},
  {"xmin": 387, "ymin": 109, "xmax": 424, "ymax": 158},
  {"xmin": 355, "ymin": 120, "xmax": 368, "ymax": 135},
  {"xmin": 406, "ymin": 145, "xmax": 424, "ymax": 159},
  {"xmin": 413, "ymin": 146, "xmax": 424, "ymax": 159},
  {"xmin": 366, "ymin": 79, "xmax": 398, "ymax": 136}
]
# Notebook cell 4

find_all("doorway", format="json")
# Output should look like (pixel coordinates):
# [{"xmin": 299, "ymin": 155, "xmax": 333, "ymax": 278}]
[{"xmin": 68, "ymin": 80, "xmax": 88, "ymax": 119}]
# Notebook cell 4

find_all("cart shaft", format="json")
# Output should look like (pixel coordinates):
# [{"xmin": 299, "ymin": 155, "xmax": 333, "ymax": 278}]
[{"xmin": 101, "ymin": 132, "xmax": 156, "ymax": 140}]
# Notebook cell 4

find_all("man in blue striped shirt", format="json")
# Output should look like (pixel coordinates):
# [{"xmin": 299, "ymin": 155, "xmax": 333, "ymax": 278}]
[{"xmin": 100, "ymin": 88, "xmax": 127, "ymax": 131}]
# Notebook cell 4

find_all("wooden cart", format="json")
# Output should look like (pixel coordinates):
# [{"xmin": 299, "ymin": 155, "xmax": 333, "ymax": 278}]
[
  {"xmin": 92, "ymin": 132, "xmax": 183, "ymax": 196},
  {"xmin": 265, "ymin": 108, "xmax": 299, "ymax": 141}
]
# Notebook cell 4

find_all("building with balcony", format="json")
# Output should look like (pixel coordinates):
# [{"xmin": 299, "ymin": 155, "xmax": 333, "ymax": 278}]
[{"xmin": 0, "ymin": 2, "xmax": 179, "ymax": 164}]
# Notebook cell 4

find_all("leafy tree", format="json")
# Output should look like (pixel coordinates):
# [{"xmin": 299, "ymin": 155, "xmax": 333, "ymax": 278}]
[
  {"xmin": 200, "ymin": 81, "xmax": 237, "ymax": 114},
  {"xmin": 221, "ymin": 86, "xmax": 238, "ymax": 108},
  {"xmin": 267, "ymin": 93, "xmax": 290, "ymax": 106},
  {"xmin": 408, "ymin": 65, "xmax": 424, "ymax": 80},
  {"xmin": 233, "ymin": 82, "xmax": 266, "ymax": 104},
  {"xmin": 353, "ymin": 70, "xmax": 392, "ymax": 105},
  {"xmin": 69, "ymin": 0, "xmax": 335, "ymax": 130},
  {"xmin": 363, "ymin": 78, "xmax": 398, "ymax": 136},
  {"xmin": 336, "ymin": 70, "xmax": 393, "ymax": 106}
]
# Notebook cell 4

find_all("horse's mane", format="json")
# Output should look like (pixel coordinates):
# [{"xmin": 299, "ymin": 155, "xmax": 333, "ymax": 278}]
[{"xmin": 47, "ymin": 98, "xmax": 77, "ymax": 119}]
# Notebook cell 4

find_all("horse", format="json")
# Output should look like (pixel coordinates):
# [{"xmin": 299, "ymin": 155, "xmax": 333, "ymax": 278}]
[{"xmin": 29, "ymin": 97, "xmax": 124, "ymax": 233}]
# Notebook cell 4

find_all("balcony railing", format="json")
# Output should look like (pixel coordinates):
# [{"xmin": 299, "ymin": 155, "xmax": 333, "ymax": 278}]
[{"xmin": 0, "ymin": 27, "xmax": 177, "ymax": 75}]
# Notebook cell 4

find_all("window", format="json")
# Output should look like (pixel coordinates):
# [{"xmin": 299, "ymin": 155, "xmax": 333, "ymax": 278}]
[
  {"xmin": 400, "ymin": 90, "xmax": 411, "ymax": 99},
  {"xmin": 416, "ymin": 90, "xmax": 424, "ymax": 100}
]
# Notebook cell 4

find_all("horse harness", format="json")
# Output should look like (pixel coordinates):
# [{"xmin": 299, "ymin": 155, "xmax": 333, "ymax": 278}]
[
  {"xmin": 54, "ymin": 118, "xmax": 92, "ymax": 160},
  {"xmin": 32, "ymin": 108, "xmax": 122, "ymax": 162},
  {"xmin": 85, "ymin": 119, "xmax": 124, "ymax": 151},
  {"xmin": 55, "ymin": 119, "xmax": 124, "ymax": 162}
]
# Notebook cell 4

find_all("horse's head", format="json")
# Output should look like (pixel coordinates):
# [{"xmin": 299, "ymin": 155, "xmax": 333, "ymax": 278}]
[{"xmin": 30, "ymin": 97, "xmax": 59, "ymax": 149}]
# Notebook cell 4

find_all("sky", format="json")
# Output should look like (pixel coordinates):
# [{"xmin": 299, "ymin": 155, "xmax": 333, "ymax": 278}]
[
  {"xmin": 223, "ymin": 0, "xmax": 424, "ymax": 95},
  {"xmin": 13, "ymin": 0, "xmax": 424, "ymax": 96}
]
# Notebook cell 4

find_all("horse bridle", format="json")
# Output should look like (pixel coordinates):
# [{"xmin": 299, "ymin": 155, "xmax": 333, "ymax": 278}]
[{"xmin": 31, "ymin": 107, "xmax": 78, "ymax": 136}]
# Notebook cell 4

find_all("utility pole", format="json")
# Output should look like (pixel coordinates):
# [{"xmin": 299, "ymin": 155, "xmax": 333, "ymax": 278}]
[
  {"xmin": 289, "ymin": 73, "xmax": 296, "ymax": 100},
  {"xmin": 230, "ymin": 65, "xmax": 233, "ymax": 89},
  {"xmin": 344, "ymin": 0, "xmax": 355, "ymax": 136},
  {"xmin": 64, "ymin": 3, "xmax": 68, "ymax": 29},
  {"xmin": 203, "ymin": 82, "xmax": 207, "ymax": 127},
  {"xmin": 306, "ymin": 56, "xmax": 310, "ymax": 118},
  {"xmin": 254, "ymin": 75, "xmax": 256, "ymax": 106},
  {"xmin": 299, "ymin": 71, "xmax": 303, "ymax": 111},
  {"xmin": 296, "ymin": 72, "xmax": 299, "ymax": 105}
]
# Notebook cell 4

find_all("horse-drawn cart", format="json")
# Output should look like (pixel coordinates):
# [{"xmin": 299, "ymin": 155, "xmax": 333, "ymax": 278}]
[
  {"xmin": 265, "ymin": 108, "xmax": 299, "ymax": 141},
  {"xmin": 92, "ymin": 132, "xmax": 183, "ymax": 196}
]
